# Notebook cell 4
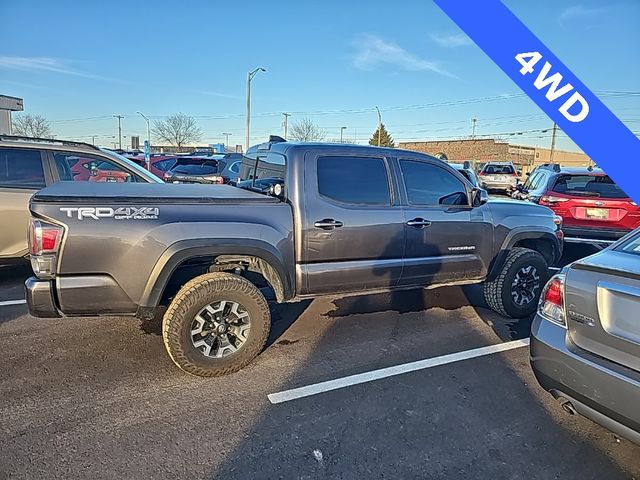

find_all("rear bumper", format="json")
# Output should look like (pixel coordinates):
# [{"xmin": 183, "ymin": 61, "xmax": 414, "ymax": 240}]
[
  {"xmin": 481, "ymin": 182, "xmax": 517, "ymax": 191},
  {"xmin": 562, "ymin": 226, "xmax": 631, "ymax": 243},
  {"xmin": 24, "ymin": 277, "xmax": 61, "ymax": 318},
  {"xmin": 530, "ymin": 314, "xmax": 640, "ymax": 444}
]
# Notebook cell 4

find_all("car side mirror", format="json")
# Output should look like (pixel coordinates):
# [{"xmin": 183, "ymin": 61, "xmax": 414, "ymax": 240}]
[{"xmin": 473, "ymin": 188, "xmax": 489, "ymax": 206}]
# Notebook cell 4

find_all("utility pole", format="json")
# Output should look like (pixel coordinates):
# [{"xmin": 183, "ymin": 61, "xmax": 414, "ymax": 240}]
[
  {"xmin": 340, "ymin": 126, "xmax": 347, "ymax": 143},
  {"xmin": 549, "ymin": 122, "xmax": 558, "ymax": 164},
  {"xmin": 113, "ymin": 114, "xmax": 124, "ymax": 149},
  {"xmin": 246, "ymin": 67, "xmax": 266, "ymax": 151},
  {"xmin": 375, "ymin": 106, "xmax": 382, "ymax": 147},
  {"xmin": 282, "ymin": 113, "xmax": 291, "ymax": 140},
  {"xmin": 471, "ymin": 117, "xmax": 477, "ymax": 139},
  {"xmin": 92, "ymin": 135, "xmax": 96, "ymax": 146},
  {"xmin": 222, "ymin": 132, "xmax": 232, "ymax": 147}
]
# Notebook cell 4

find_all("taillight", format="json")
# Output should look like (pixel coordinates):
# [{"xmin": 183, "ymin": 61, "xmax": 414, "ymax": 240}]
[
  {"xmin": 205, "ymin": 175, "xmax": 224, "ymax": 184},
  {"xmin": 28, "ymin": 219, "xmax": 64, "ymax": 278},
  {"xmin": 538, "ymin": 274, "xmax": 566, "ymax": 327}
]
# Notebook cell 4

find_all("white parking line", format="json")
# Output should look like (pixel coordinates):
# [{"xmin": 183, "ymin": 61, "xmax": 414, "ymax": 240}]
[
  {"xmin": 0, "ymin": 299, "xmax": 26, "ymax": 307},
  {"xmin": 268, "ymin": 338, "xmax": 530, "ymax": 404}
]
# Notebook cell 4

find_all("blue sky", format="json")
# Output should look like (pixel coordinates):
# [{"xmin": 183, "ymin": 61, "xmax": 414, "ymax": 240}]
[{"xmin": 0, "ymin": 0, "xmax": 638, "ymax": 151}]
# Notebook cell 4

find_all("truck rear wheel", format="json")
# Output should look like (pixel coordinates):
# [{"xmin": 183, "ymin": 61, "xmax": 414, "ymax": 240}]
[
  {"xmin": 483, "ymin": 247, "xmax": 548, "ymax": 319},
  {"xmin": 162, "ymin": 272, "xmax": 271, "ymax": 377}
]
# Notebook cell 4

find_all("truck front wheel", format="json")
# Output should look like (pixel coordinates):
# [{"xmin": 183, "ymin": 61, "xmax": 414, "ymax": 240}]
[
  {"xmin": 162, "ymin": 272, "xmax": 271, "ymax": 377},
  {"xmin": 483, "ymin": 247, "xmax": 548, "ymax": 319}
]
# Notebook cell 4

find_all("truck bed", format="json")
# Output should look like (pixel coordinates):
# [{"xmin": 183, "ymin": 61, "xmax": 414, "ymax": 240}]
[{"xmin": 31, "ymin": 181, "xmax": 279, "ymax": 204}]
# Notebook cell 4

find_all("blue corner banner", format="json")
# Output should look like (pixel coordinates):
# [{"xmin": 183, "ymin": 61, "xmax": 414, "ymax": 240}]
[{"xmin": 434, "ymin": 0, "xmax": 640, "ymax": 203}]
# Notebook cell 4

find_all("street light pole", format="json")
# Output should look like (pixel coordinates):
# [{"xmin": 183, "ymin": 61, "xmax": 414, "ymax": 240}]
[
  {"xmin": 375, "ymin": 106, "xmax": 382, "ymax": 147},
  {"xmin": 136, "ymin": 111, "xmax": 151, "ymax": 147},
  {"xmin": 340, "ymin": 126, "xmax": 347, "ymax": 143},
  {"xmin": 282, "ymin": 113, "xmax": 291, "ymax": 140},
  {"xmin": 246, "ymin": 67, "xmax": 266, "ymax": 152},
  {"xmin": 113, "ymin": 114, "xmax": 124, "ymax": 149},
  {"xmin": 222, "ymin": 132, "xmax": 232, "ymax": 148}
]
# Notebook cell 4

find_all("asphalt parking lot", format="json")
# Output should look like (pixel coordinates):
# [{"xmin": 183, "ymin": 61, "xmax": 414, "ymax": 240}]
[{"xmin": 1, "ymin": 247, "xmax": 638, "ymax": 480}]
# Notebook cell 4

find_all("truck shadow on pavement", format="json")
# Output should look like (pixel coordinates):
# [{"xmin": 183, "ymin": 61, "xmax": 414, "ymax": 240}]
[{"xmin": 325, "ymin": 284, "xmax": 533, "ymax": 343}]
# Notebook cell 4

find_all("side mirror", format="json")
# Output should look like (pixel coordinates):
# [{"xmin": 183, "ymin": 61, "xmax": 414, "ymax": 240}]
[{"xmin": 473, "ymin": 188, "xmax": 489, "ymax": 206}]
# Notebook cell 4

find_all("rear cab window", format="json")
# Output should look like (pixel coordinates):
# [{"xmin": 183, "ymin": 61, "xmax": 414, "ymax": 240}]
[
  {"xmin": 552, "ymin": 174, "xmax": 627, "ymax": 199},
  {"xmin": 238, "ymin": 151, "xmax": 286, "ymax": 193},
  {"xmin": 0, "ymin": 148, "xmax": 46, "ymax": 189}
]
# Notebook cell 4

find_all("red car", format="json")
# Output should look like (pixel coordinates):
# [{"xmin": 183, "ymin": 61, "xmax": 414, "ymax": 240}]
[
  {"xmin": 517, "ymin": 165, "xmax": 640, "ymax": 244},
  {"xmin": 123, "ymin": 154, "xmax": 177, "ymax": 179}
]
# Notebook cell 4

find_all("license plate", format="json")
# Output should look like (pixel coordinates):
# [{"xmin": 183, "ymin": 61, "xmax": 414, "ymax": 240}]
[{"xmin": 585, "ymin": 208, "xmax": 608, "ymax": 219}]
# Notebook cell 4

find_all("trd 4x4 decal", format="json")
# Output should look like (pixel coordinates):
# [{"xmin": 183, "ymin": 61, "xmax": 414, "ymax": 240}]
[{"xmin": 59, "ymin": 206, "xmax": 159, "ymax": 220}]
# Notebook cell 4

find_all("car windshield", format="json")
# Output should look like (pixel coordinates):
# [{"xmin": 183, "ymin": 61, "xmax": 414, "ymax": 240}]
[
  {"xmin": 99, "ymin": 148, "xmax": 163, "ymax": 183},
  {"xmin": 552, "ymin": 174, "xmax": 627, "ymax": 199},
  {"xmin": 483, "ymin": 164, "xmax": 515, "ymax": 174}
]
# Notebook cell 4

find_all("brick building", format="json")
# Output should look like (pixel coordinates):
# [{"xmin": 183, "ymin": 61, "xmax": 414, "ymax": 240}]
[{"xmin": 398, "ymin": 139, "xmax": 592, "ymax": 174}]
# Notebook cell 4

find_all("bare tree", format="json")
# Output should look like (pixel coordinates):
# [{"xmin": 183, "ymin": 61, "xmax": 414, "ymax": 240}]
[
  {"xmin": 152, "ymin": 113, "xmax": 202, "ymax": 149},
  {"xmin": 12, "ymin": 114, "xmax": 52, "ymax": 138},
  {"xmin": 288, "ymin": 118, "xmax": 326, "ymax": 142}
]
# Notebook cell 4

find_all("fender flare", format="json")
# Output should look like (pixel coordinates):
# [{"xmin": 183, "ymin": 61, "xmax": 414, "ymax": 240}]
[
  {"xmin": 139, "ymin": 238, "xmax": 294, "ymax": 308},
  {"xmin": 487, "ymin": 228, "xmax": 562, "ymax": 281}
]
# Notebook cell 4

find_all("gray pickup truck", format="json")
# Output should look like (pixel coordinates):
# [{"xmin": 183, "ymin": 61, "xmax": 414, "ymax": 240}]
[{"xmin": 26, "ymin": 139, "xmax": 563, "ymax": 376}]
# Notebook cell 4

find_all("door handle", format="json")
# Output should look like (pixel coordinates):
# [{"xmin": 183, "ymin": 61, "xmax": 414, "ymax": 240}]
[
  {"xmin": 406, "ymin": 218, "xmax": 432, "ymax": 228},
  {"xmin": 314, "ymin": 219, "xmax": 344, "ymax": 230}
]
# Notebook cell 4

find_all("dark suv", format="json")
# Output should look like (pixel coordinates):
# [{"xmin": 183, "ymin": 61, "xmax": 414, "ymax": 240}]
[
  {"xmin": 0, "ymin": 136, "xmax": 161, "ymax": 263},
  {"xmin": 513, "ymin": 164, "xmax": 639, "ymax": 245}
]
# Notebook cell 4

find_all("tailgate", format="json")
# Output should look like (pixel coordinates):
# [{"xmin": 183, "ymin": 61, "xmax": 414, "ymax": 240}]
[
  {"xmin": 556, "ymin": 197, "xmax": 639, "ymax": 228},
  {"xmin": 565, "ymin": 250, "xmax": 640, "ymax": 372}
]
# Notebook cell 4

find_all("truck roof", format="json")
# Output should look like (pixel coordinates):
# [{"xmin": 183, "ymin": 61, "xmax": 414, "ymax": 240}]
[{"xmin": 259, "ymin": 141, "xmax": 435, "ymax": 161}]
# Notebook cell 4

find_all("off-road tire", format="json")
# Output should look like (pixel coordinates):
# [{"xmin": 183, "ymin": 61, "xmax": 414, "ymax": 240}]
[
  {"xmin": 162, "ymin": 272, "xmax": 271, "ymax": 377},
  {"xmin": 483, "ymin": 247, "xmax": 548, "ymax": 319}
]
